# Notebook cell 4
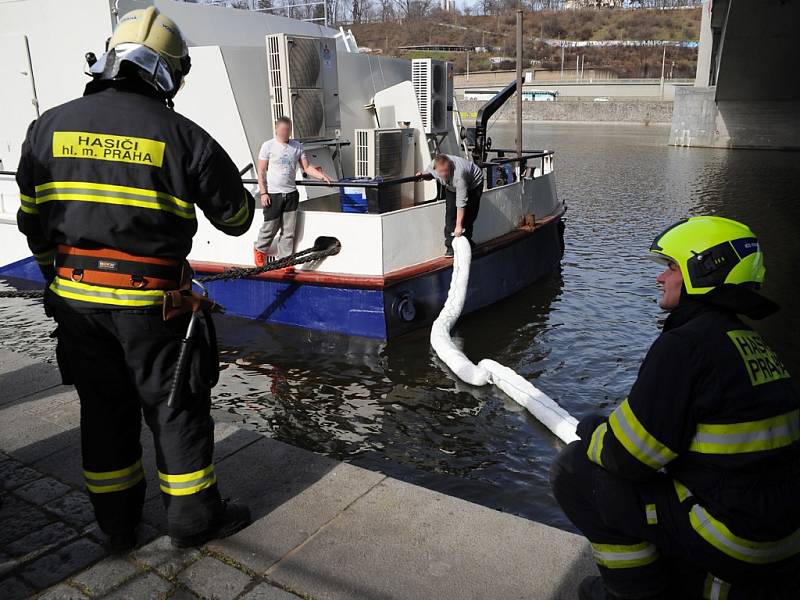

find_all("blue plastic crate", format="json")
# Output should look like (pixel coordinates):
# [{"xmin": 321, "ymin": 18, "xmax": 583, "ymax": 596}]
[{"xmin": 339, "ymin": 177, "xmax": 373, "ymax": 213}]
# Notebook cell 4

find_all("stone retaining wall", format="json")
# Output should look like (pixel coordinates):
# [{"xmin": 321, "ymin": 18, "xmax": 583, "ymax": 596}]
[{"xmin": 457, "ymin": 99, "xmax": 673, "ymax": 124}]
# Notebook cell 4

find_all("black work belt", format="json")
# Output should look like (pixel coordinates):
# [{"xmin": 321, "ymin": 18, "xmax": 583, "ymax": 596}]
[{"xmin": 55, "ymin": 245, "xmax": 185, "ymax": 290}]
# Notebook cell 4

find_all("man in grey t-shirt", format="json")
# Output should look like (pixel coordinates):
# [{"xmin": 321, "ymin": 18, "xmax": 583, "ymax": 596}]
[
  {"xmin": 417, "ymin": 154, "xmax": 484, "ymax": 256},
  {"xmin": 254, "ymin": 116, "xmax": 331, "ymax": 265}
]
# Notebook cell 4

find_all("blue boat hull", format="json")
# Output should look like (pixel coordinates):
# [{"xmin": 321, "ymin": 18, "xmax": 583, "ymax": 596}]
[{"xmin": 0, "ymin": 216, "xmax": 564, "ymax": 340}]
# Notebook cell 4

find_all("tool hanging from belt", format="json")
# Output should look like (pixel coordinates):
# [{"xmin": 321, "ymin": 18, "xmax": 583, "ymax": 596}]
[
  {"xmin": 163, "ymin": 280, "xmax": 223, "ymax": 409},
  {"xmin": 55, "ymin": 244, "xmax": 186, "ymax": 290}
]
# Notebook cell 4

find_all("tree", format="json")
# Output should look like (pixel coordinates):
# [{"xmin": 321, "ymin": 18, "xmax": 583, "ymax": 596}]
[
  {"xmin": 391, "ymin": 0, "xmax": 434, "ymax": 21},
  {"xmin": 352, "ymin": 0, "xmax": 371, "ymax": 22},
  {"xmin": 377, "ymin": 0, "xmax": 395, "ymax": 21}
]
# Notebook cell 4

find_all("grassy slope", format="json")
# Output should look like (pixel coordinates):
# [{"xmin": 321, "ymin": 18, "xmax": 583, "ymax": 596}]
[{"xmin": 350, "ymin": 8, "xmax": 700, "ymax": 78}]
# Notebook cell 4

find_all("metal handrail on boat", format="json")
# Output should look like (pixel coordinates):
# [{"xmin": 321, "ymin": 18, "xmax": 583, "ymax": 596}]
[
  {"xmin": 478, "ymin": 149, "xmax": 553, "ymax": 169},
  {"xmin": 240, "ymin": 174, "xmax": 422, "ymax": 189}
]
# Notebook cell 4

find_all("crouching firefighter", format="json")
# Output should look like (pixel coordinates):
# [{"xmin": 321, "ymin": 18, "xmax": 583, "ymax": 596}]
[
  {"xmin": 15, "ymin": 8, "xmax": 255, "ymax": 551},
  {"xmin": 550, "ymin": 216, "xmax": 800, "ymax": 599}
]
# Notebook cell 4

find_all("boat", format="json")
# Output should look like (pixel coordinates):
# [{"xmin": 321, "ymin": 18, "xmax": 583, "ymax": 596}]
[{"xmin": 0, "ymin": 0, "xmax": 565, "ymax": 340}]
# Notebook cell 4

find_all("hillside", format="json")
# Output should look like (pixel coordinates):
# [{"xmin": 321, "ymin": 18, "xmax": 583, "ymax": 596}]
[{"xmin": 349, "ymin": 8, "xmax": 701, "ymax": 78}]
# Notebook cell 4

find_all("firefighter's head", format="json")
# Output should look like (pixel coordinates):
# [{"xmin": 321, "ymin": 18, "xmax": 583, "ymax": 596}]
[
  {"xmin": 650, "ymin": 216, "xmax": 766, "ymax": 311},
  {"xmin": 90, "ymin": 7, "xmax": 191, "ymax": 98}
]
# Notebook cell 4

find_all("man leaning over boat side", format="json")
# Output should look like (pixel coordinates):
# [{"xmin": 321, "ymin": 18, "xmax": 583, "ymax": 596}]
[
  {"xmin": 16, "ymin": 7, "xmax": 255, "ymax": 552},
  {"xmin": 550, "ymin": 216, "xmax": 800, "ymax": 600},
  {"xmin": 253, "ymin": 116, "xmax": 332, "ymax": 267},
  {"xmin": 416, "ymin": 154, "xmax": 484, "ymax": 257}
]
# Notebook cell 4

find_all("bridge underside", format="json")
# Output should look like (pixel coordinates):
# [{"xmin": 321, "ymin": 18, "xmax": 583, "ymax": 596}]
[{"xmin": 670, "ymin": 0, "xmax": 800, "ymax": 150}]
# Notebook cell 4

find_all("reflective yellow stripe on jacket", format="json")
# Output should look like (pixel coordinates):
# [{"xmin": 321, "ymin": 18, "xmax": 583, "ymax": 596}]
[
  {"xmin": 50, "ymin": 277, "xmax": 164, "ymax": 307},
  {"xmin": 34, "ymin": 181, "xmax": 195, "ymax": 220},
  {"xmin": 587, "ymin": 422, "xmax": 607, "ymax": 467},
  {"xmin": 591, "ymin": 541, "xmax": 659, "ymax": 569},
  {"xmin": 608, "ymin": 399, "xmax": 677, "ymax": 470},
  {"xmin": 702, "ymin": 574, "xmax": 731, "ymax": 600},
  {"xmin": 158, "ymin": 465, "xmax": 217, "ymax": 496},
  {"xmin": 689, "ymin": 409, "xmax": 800, "ymax": 455},
  {"xmin": 674, "ymin": 480, "xmax": 800, "ymax": 564},
  {"xmin": 210, "ymin": 190, "xmax": 251, "ymax": 228},
  {"xmin": 84, "ymin": 459, "xmax": 145, "ymax": 494},
  {"xmin": 19, "ymin": 193, "xmax": 38, "ymax": 215},
  {"xmin": 645, "ymin": 503, "xmax": 658, "ymax": 525}
]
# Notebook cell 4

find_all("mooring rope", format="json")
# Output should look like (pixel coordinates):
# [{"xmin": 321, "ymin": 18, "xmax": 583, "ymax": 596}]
[
  {"xmin": 0, "ymin": 237, "xmax": 341, "ymax": 299},
  {"xmin": 430, "ymin": 236, "xmax": 579, "ymax": 444}
]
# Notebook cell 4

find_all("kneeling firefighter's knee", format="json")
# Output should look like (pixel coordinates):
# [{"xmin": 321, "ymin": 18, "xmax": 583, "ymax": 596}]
[{"xmin": 550, "ymin": 440, "xmax": 590, "ymax": 501}]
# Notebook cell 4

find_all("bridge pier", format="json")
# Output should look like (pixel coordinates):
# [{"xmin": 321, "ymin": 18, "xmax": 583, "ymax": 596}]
[
  {"xmin": 670, "ymin": 0, "xmax": 800, "ymax": 150},
  {"xmin": 670, "ymin": 87, "xmax": 800, "ymax": 150}
]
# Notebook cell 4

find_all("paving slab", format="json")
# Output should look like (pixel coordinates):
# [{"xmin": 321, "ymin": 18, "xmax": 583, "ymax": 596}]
[
  {"xmin": 38, "ymin": 582, "xmax": 90, "ymax": 599},
  {"xmin": 17, "ymin": 537, "xmax": 106, "ymax": 591},
  {"xmin": 0, "ymin": 495, "xmax": 52, "ymax": 546},
  {"xmin": 0, "ymin": 457, "xmax": 42, "ymax": 491},
  {"xmin": 0, "ymin": 574, "xmax": 36, "ymax": 600},
  {"xmin": 207, "ymin": 437, "xmax": 384, "ymax": 573},
  {"xmin": 0, "ymin": 350, "xmax": 62, "ymax": 405},
  {"xmin": 177, "ymin": 555, "xmax": 252, "ymax": 600},
  {"xmin": 167, "ymin": 587, "xmax": 200, "ymax": 600},
  {"xmin": 103, "ymin": 571, "xmax": 173, "ymax": 600},
  {"xmin": 14, "ymin": 476, "xmax": 72, "ymax": 505},
  {"xmin": 131, "ymin": 536, "xmax": 200, "ymax": 579},
  {"xmin": 267, "ymin": 477, "xmax": 594, "ymax": 600},
  {"xmin": 71, "ymin": 555, "xmax": 140, "ymax": 596},
  {"xmin": 0, "ymin": 388, "xmax": 80, "ymax": 463},
  {"xmin": 242, "ymin": 582, "xmax": 304, "ymax": 600},
  {"xmin": 5, "ymin": 521, "xmax": 79, "ymax": 558},
  {"xmin": 0, "ymin": 552, "xmax": 16, "ymax": 578},
  {"xmin": 43, "ymin": 490, "xmax": 95, "ymax": 527}
]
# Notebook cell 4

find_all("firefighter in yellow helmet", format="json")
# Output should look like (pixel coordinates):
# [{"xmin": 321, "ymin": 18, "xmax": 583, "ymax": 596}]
[
  {"xmin": 16, "ymin": 7, "xmax": 254, "ymax": 551},
  {"xmin": 550, "ymin": 217, "xmax": 800, "ymax": 599}
]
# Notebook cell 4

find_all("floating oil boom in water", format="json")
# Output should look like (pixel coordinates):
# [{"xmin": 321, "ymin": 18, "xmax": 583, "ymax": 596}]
[{"xmin": 430, "ymin": 236, "xmax": 579, "ymax": 445}]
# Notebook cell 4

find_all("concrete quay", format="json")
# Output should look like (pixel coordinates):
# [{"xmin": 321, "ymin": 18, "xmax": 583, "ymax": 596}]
[{"xmin": 0, "ymin": 349, "xmax": 594, "ymax": 600}]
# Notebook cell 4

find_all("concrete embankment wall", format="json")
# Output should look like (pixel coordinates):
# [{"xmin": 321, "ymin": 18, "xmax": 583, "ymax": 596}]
[{"xmin": 458, "ymin": 99, "xmax": 674, "ymax": 124}]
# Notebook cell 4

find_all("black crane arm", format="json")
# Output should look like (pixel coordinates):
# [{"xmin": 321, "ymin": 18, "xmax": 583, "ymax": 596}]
[{"xmin": 472, "ymin": 79, "xmax": 518, "ymax": 164}]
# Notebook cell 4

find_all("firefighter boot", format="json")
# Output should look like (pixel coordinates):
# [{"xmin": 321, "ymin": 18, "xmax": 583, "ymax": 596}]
[
  {"xmin": 170, "ymin": 501, "xmax": 251, "ymax": 548},
  {"xmin": 108, "ymin": 530, "xmax": 137, "ymax": 554}
]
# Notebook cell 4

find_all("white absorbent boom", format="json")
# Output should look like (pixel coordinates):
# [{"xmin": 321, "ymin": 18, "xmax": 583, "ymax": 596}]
[{"xmin": 430, "ymin": 236, "xmax": 579, "ymax": 445}]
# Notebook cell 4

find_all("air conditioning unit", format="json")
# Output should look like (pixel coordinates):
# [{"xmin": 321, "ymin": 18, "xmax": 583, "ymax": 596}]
[
  {"xmin": 355, "ymin": 128, "xmax": 416, "ymax": 210},
  {"xmin": 412, "ymin": 58, "xmax": 451, "ymax": 135},
  {"xmin": 266, "ymin": 34, "xmax": 340, "ymax": 140}
]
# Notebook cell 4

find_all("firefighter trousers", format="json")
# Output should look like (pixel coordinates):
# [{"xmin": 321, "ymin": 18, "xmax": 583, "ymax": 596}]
[
  {"xmin": 52, "ymin": 304, "xmax": 222, "ymax": 539},
  {"xmin": 550, "ymin": 442, "xmax": 800, "ymax": 600}
]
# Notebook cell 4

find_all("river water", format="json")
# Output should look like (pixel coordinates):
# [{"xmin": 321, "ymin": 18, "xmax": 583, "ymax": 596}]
[{"xmin": 2, "ymin": 123, "xmax": 798, "ymax": 531}]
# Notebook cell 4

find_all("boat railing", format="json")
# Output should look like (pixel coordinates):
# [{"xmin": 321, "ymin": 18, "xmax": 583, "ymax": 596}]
[
  {"xmin": 479, "ymin": 149, "xmax": 554, "ymax": 179},
  {"xmin": 241, "ymin": 174, "xmax": 421, "ymax": 190}
]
